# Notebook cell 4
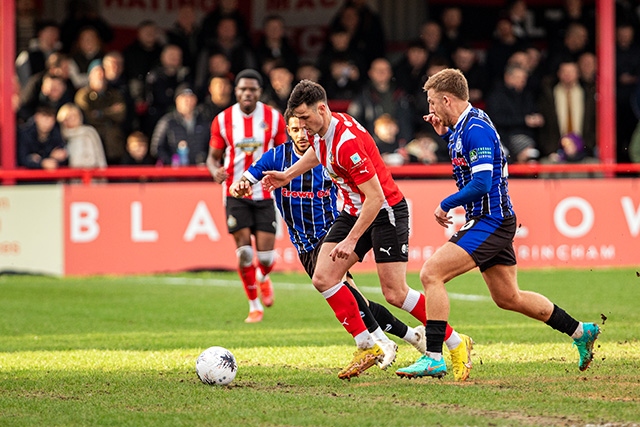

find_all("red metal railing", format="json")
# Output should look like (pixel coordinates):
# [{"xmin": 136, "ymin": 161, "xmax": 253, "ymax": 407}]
[{"xmin": 1, "ymin": 163, "xmax": 639, "ymax": 186}]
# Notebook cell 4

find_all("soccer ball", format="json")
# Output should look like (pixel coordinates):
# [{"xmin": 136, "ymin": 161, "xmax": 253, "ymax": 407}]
[{"xmin": 196, "ymin": 346, "xmax": 237, "ymax": 385}]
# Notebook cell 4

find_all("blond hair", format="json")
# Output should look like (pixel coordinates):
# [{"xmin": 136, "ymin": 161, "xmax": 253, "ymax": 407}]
[
  {"xmin": 423, "ymin": 68, "xmax": 469, "ymax": 101},
  {"xmin": 56, "ymin": 102, "xmax": 82, "ymax": 123}
]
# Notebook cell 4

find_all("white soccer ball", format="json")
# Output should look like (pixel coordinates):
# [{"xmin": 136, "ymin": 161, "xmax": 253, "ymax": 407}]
[{"xmin": 196, "ymin": 346, "xmax": 237, "ymax": 385}]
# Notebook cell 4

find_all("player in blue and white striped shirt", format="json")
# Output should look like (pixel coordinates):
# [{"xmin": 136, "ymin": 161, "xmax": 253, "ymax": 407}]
[
  {"xmin": 397, "ymin": 68, "xmax": 600, "ymax": 380},
  {"xmin": 230, "ymin": 109, "xmax": 440, "ymax": 370}
]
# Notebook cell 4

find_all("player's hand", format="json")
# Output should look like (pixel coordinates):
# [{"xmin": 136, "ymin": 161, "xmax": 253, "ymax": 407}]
[
  {"xmin": 262, "ymin": 171, "xmax": 289, "ymax": 191},
  {"xmin": 423, "ymin": 114, "xmax": 448, "ymax": 135},
  {"xmin": 434, "ymin": 204, "xmax": 453, "ymax": 228},
  {"xmin": 212, "ymin": 167, "xmax": 228, "ymax": 184},
  {"xmin": 229, "ymin": 180, "xmax": 252, "ymax": 198},
  {"xmin": 329, "ymin": 239, "xmax": 356, "ymax": 262}
]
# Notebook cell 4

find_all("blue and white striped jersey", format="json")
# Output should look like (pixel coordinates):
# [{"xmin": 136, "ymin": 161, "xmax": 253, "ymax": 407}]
[
  {"xmin": 444, "ymin": 104, "xmax": 514, "ymax": 220},
  {"xmin": 244, "ymin": 142, "xmax": 339, "ymax": 254}
]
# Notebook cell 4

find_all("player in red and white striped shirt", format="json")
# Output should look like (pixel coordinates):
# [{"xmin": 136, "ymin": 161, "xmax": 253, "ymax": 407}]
[
  {"xmin": 206, "ymin": 69, "xmax": 287, "ymax": 324},
  {"xmin": 263, "ymin": 80, "xmax": 472, "ymax": 380}
]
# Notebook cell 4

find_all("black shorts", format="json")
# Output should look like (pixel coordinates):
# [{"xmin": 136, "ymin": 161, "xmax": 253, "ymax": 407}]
[
  {"xmin": 324, "ymin": 198, "xmax": 409, "ymax": 263},
  {"xmin": 225, "ymin": 197, "xmax": 277, "ymax": 234},
  {"xmin": 450, "ymin": 214, "xmax": 517, "ymax": 272},
  {"xmin": 298, "ymin": 235, "xmax": 322, "ymax": 279},
  {"xmin": 298, "ymin": 235, "xmax": 354, "ymax": 281}
]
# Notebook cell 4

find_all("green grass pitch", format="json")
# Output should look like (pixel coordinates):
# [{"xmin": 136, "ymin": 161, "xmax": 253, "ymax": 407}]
[{"xmin": 1, "ymin": 268, "xmax": 639, "ymax": 426}]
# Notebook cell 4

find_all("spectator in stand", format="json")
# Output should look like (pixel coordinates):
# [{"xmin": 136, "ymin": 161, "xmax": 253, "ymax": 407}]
[
  {"xmin": 121, "ymin": 131, "xmax": 156, "ymax": 166},
  {"xmin": 166, "ymin": 5, "xmax": 200, "ymax": 71},
  {"xmin": 322, "ymin": 55, "xmax": 361, "ymax": 101},
  {"xmin": 199, "ymin": 76, "xmax": 234, "ymax": 123},
  {"xmin": 197, "ymin": 17, "xmax": 256, "ymax": 79},
  {"xmin": 19, "ymin": 53, "xmax": 76, "ymax": 116},
  {"xmin": 540, "ymin": 133, "xmax": 599, "ymax": 178},
  {"xmin": 75, "ymin": 59, "xmax": 127, "ymax": 165},
  {"xmin": 15, "ymin": 20, "xmax": 60, "ymax": 87},
  {"xmin": 262, "ymin": 64, "xmax": 294, "ymax": 114},
  {"xmin": 404, "ymin": 135, "xmax": 441, "ymax": 164},
  {"xmin": 103, "ymin": 51, "xmax": 136, "ymax": 135},
  {"xmin": 393, "ymin": 40, "xmax": 429, "ymax": 96},
  {"xmin": 16, "ymin": 0, "xmax": 37, "ymax": 54},
  {"xmin": 56, "ymin": 102, "xmax": 107, "ymax": 168},
  {"xmin": 505, "ymin": 49, "xmax": 543, "ymax": 94},
  {"xmin": 544, "ymin": 0, "xmax": 595, "ymax": 53},
  {"xmin": 255, "ymin": 15, "xmax": 298, "ymax": 76},
  {"xmin": 68, "ymin": 26, "xmax": 105, "ymax": 89},
  {"xmin": 18, "ymin": 73, "xmax": 72, "ymax": 124},
  {"xmin": 485, "ymin": 65, "xmax": 543, "ymax": 164},
  {"xmin": 524, "ymin": 47, "xmax": 545, "ymax": 93},
  {"xmin": 372, "ymin": 114, "xmax": 408, "ymax": 166},
  {"xmin": 440, "ymin": 7, "xmax": 465, "ymax": 58},
  {"xmin": 295, "ymin": 61, "xmax": 322, "ymax": 84},
  {"xmin": 144, "ymin": 44, "xmax": 191, "ymax": 137},
  {"xmin": 410, "ymin": 57, "xmax": 451, "ymax": 138},
  {"xmin": 537, "ymin": 60, "xmax": 596, "ymax": 160},
  {"xmin": 577, "ymin": 51, "xmax": 596, "ymax": 89},
  {"xmin": 316, "ymin": 26, "xmax": 366, "ymax": 85},
  {"xmin": 507, "ymin": 0, "xmax": 546, "ymax": 44},
  {"xmin": 151, "ymin": 84, "xmax": 211, "ymax": 166},
  {"xmin": 59, "ymin": 0, "xmax": 113, "ymax": 53},
  {"xmin": 18, "ymin": 105, "xmax": 68, "ymax": 170},
  {"xmin": 199, "ymin": 0, "xmax": 249, "ymax": 50},
  {"xmin": 616, "ymin": 22, "xmax": 640, "ymax": 163},
  {"xmin": 419, "ymin": 21, "xmax": 448, "ymax": 60},
  {"xmin": 451, "ymin": 44, "xmax": 488, "ymax": 106},
  {"xmin": 545, "ymin": 22, "xmax": 591, "ymax": 75},
  {"xmin": 122, "ymin": 20, "xmax": 164, "ymax": 113},
  {"xmin": 485, "ymin": 16, "xmax": 528, "ymax": 85},
  {"xmin": 195, "ymin": 52, "xmax": 233, "ymax": 97},
  {"xmin": 347, "ymin": 57, "xmax": 414, "ymax": 145},
  {"xmin": 329, "ymin": 0, "xmax": 386, "ymax": 68}
]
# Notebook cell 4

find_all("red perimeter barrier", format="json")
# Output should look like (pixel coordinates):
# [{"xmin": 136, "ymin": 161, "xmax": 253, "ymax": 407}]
[{"xmin": 1, "ymin": 163, "xmax": 640, "ymax": 185}]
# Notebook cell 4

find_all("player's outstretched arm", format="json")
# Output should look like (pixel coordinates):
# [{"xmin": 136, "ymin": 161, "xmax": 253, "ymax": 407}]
[
  {"xmin": 229, "ymin": 177, "xmax": 253, "ymax": 198},
  {"xmin": 263, "ymin": 148, "xmax": 319, "ymax": 191}
]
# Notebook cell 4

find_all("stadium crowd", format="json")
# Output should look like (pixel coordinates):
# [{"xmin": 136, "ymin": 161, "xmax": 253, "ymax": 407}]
[{"xmin": 12, "ymin": 0, "xmax": 640, "ymax": 172}]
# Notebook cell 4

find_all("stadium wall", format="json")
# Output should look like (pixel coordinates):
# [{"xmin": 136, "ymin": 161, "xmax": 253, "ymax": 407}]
[{"xmin": 0, "ymin": 179, "xmax": 638, "ymax": 276}]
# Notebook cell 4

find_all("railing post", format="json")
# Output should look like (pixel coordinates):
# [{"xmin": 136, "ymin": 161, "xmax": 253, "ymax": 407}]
[{"xmin": 0, "ymin": 0, "xmax": 16, "ymax": 184}]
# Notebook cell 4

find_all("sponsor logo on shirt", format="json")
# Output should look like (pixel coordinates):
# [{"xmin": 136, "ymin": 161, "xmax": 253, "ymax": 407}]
[
  {"xmin": 350, "ymin": 153, "xmax": 362, "ymax": 164},
  {"xmin": 236, "ymin": 137, "xmax": 261, "ymax": 153},
  {"xmin": 452, "ymin": 156, "xmax": 468, "ymax": 167},
  {"xmin": 281, "ymin": 188, "xmax": 332, "ymax": 199}
]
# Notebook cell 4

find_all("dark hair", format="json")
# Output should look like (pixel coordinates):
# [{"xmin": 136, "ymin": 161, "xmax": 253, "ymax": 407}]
[
  {"xmin": 284, "ymin": 107, "xmax": 295, "ymax": 124},
  {"xmin": 234, "ymin": 69, "xmax": 263, "ymax": 87},
  {"xmin": 138, "ymin": 20, "xmax": 156, "ymax": 29},
  {"xmin": 287, "ymin": 80, "xmax": 327, "ymax": 111},
  {"xmin": 35, "ymin": 105, "xmax": 57, "ymax": 116}
]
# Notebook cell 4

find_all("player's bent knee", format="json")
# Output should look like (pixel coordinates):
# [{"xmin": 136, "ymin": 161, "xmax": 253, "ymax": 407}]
[
  {"xmin": 381, "ymin": 287, "xmax": 406, "ymax": 308},
  {"xmin": 492, "ymin": 294, "xmax": 518, "ymax": 311},
  {"xmin": 236, "ymin": 245, "xmax": 254, "ymax": 267},
  {"xmin": 257, "ymin": 250, "xmax": 276, "ymax": 267}
]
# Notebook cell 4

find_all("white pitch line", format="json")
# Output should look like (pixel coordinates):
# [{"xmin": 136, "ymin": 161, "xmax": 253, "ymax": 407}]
[{"xmin": 131, "ymin": 276, "xmax": 491, "ymax": 302}]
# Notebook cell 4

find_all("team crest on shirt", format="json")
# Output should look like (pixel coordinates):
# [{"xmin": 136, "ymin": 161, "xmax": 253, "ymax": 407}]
[{"xmin": 236, "ymin": 137, "xmax": 261, "ymax": 153}]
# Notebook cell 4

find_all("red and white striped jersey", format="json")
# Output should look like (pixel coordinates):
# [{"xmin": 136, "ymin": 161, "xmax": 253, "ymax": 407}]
[
  {"xmin": 210, "ymin": 102, "xmax": 287, "ymax": 201},
  {"xmin": 311, "ymin": 112, "xmax": 404, "ymax": 216}
]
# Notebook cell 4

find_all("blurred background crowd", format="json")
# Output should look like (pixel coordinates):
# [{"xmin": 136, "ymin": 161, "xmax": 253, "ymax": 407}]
[{"xmin": 11, "ymin": 0, "xmax": 640, "ymax": 172}]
